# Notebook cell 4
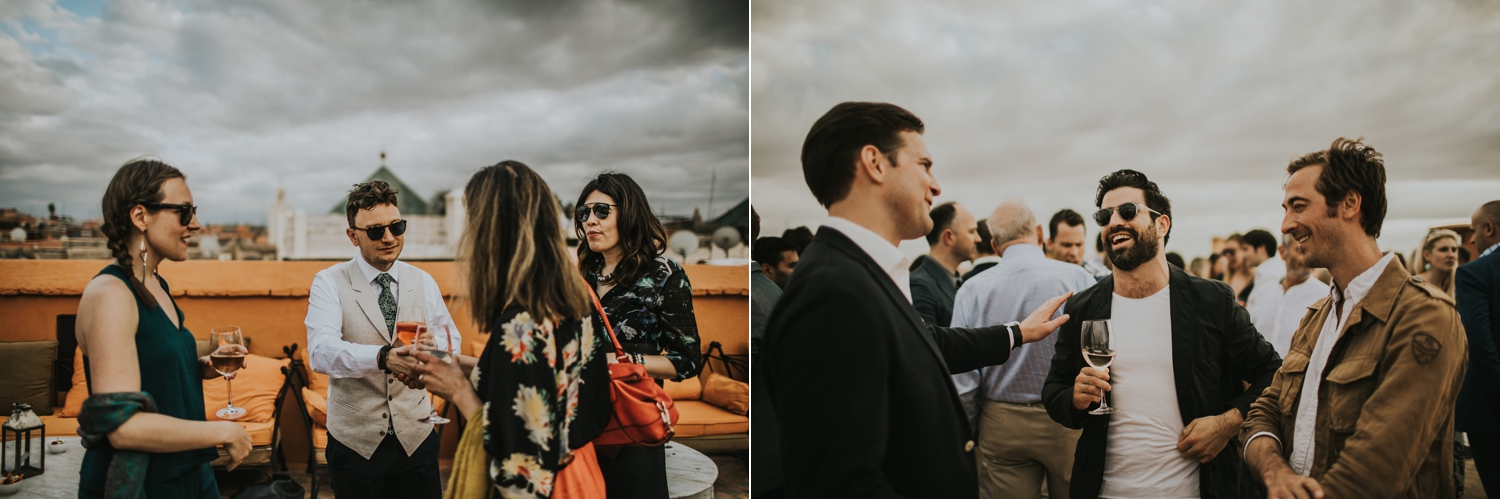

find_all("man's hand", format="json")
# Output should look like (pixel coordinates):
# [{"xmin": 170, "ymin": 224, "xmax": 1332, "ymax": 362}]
[
  {"xmin": 1072, "ymin": 366, "xmax": 1111, "ymax": 410},
  {"xmin": 1265, "ymin": 468, "xmax": 1325, "ymax": 499},
  {"xmin": 385, "ymin": 344, "xmax": 422, "ymax": 377},
  {"xmin": 217, "ymin": 421, "xmax": 252, "ymax": 472},
  {"xmin": 1245, "ymin": 433, "xmax": 1324, "ymax": 499},
  {"xmin": 416, "ymin": 331, "xmax": 439, "ymax": 351},
  {"xmin": 392, "ymin": 371, "xmax": 425, "ymax": 390},
  {"xmin": 1178, "ymin": 408, "xmax": 1242, "ymax": 463},
  {"xmin": 1020, "ymin": 292, "xmax": 1073, "ymax": 343}
]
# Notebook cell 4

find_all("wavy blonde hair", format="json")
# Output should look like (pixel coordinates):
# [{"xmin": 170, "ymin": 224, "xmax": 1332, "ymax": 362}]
[{"xmin": 456, "ymin": 161, "xmax": 591, "ymax": 331}]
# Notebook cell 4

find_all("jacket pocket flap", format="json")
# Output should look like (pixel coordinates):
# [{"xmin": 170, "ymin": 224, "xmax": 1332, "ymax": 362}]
[
  {"xmin": 1279, "ymin": 353, "xmax": 1309, "ymax": 374},
  {"xmin": 1324, "ymin": 357, "xmax": 1378, "ymax": 384}
]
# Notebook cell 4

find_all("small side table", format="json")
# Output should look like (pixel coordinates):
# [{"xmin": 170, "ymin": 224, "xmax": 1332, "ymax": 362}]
[{"xmin": 666, "ymin": 442, "xmax": 717, "ymax": 499}]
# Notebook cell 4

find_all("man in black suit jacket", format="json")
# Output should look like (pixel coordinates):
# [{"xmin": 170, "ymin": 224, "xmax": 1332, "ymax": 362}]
[
  {"xmin": 910, "ymin": 201, "xmax": 979, "ymax": 326},
  {"xmin": 765, "ymin": 102, "xmax": 1072, "ymax": 498},
  {"xmin": 1458, "ymin": 200, "xmax": 1500, "ymax": 497},
  {"xmin": 1041, "ymin": 170, "xmax": 1281, "ymax": 499}
]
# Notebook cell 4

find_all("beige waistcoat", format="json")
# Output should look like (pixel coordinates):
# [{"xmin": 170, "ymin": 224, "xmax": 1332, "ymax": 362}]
[{"xmin": 328, "ymin": 261, "xmax": 434, "ymax": 459}]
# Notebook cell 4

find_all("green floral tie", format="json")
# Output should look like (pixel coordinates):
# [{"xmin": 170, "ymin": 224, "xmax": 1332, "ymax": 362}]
[{"xmin": 376, "ymin": 273, "xmax": 396, "ymax": 335}]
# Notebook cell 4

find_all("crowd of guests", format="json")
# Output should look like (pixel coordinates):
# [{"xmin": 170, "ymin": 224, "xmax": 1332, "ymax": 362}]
[
  {"xmin": 751, "ymin": 100, "xmax": 1500, "ymax": 499},
  {"xmin": 72, "ymin": 158, "xmax": 701, "ymax": 498}
]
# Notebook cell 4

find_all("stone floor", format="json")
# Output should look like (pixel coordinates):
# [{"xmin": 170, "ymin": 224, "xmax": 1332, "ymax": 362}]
[{"xmin": 217, "ymin": 451, "xmax": 750, "ymax": 498}]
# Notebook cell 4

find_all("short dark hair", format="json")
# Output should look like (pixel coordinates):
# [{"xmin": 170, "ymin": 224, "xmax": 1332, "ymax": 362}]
[
  {"xmin": 346, "ymin": 180, "xmax": 401, "ymax": 228},
  {"xmin": 782, "ymin": 226, "xmax": 814, "ymax": 254},
  {"xmin": 975, "ymin": 218, "xmax": 995, "ymax": 255},
  {"xmin": 801, "ymin": 102, "xmax": 925, "ymax": 208},
  {"xmin": 1166, "ymin": 252, "xmax": 1185, "ymax": 269},
  {"xmin": 925, "ymin": 202, "xmax": 959, "ymax": 245},
  {"xmin": 1477, "ymin": 200, "xmax": 1500, "ymax": 226},
  {"xmin": 1287, "ymin": 137, "xmax": 1388, "ymax": 237},
  {"xmin": 753, "ymin": 236, "xmax": 796, "ymax": 266},
  {"xmin": 1048, "ymin": 209, "xmax": 1085, "ymax": 241},
  {"xmin": 1242, "ymin": 229, "xmax": 1278, "ymax": 256},
  {"xmin": 752, "ymin": 206, "xmax": 761, "ymax": 241},
  {"xmin": 1209, "ymin": 253, "xmax": 1221, "ymax": 265},
  {"xmin": 1095, "ymin": 169, "xmax": 1172, "ymax": 244}
]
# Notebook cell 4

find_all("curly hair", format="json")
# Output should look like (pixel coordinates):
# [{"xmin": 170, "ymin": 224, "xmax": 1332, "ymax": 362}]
[
  {"xmin": 1287, "ymin": 137, "xmax": 1388, "ymax": 237},
  {"xmin": 345, "ymin": 180, "xmax": 400, "ymax": 228},
  {"xmin": 574, "ymin": 172, "xmax": 668, "ymax": 286},
  {"xmin": 100, "ymin": 157, "xmax": 185, "ymax": 309}
]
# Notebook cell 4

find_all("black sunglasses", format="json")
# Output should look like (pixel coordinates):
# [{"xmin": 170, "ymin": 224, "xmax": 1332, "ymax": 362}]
[
  {"xmin": 1092, "ymin": 203, "xmax": 1162, "ymax": 227},
  {"xmin": 143, "ymin": 202, "xmax": 198, "ymax": 226},
  {"xmin": 575, "ymin": 203, "xmax": 614, "ymax": 224},
  {"xmin": 353, "ymin": 219, "xmax": 407, "ymax": 240}
]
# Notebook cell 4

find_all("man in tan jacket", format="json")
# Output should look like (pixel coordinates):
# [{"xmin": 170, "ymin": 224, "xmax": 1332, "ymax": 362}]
[{"xmin": 1241, "ymin": 137, "xmax": 1468, "ymax": 498}]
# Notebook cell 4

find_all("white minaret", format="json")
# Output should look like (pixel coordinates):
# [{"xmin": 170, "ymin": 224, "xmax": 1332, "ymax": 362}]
[{"xmin": 268, "ymin": 186, "xmax": 294, "ymax": 260}]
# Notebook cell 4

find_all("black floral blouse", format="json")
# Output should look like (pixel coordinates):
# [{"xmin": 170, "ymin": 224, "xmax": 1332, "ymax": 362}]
[
  {"xmin": 476, "ymin": 305, "xmax": 609, "ymax": 498},
  {"xmin": 585, "ymin": 256, "xmax": 701, "ymax": 381}
]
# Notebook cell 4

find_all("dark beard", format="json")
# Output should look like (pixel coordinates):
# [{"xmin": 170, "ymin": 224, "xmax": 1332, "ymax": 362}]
[{"xmin": 1105, "ymin": 224, "xmax": 1161, "ymax": 271}]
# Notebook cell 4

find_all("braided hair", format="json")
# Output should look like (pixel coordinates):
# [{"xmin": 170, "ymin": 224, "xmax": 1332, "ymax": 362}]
[{"xmin": 100, "ymin": 157, "xmax": 185, "ymax": 309}]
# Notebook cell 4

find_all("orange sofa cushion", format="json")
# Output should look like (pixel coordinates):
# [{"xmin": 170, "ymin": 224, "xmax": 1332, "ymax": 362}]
[
  {"xmin": 700, "ymin": 370, "xmax": 748, "ymax": 416},
  {"xmin": 302, "ymin": 387, "xmax": 328, "ymax": 427},
  {"xmin": 59, "ymin": 348, "xmax": 89, "ymax": 417},
  {"xmin": 671, "ymin": 400, "xmax": 747, "ymax": 438},
  {"xmin": 312, "ymin": 424, "xmax": 329, "ymax": 449},
  {"xmin": 202, "ymin": 354, "xmax": 289, "ymax": 423},
  {"xmin": 665, "ymin": 377, "xmax": 702, "ymax": 401},
  {"xmin": 234, "ymin": 420, "xmax": 275, "ymax": 447}
]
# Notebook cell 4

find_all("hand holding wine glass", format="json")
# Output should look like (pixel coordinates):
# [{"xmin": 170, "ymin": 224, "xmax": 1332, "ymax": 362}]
[
  {"xmin": 415, "ymin": 324, "xmax": 452, "ymax": 425},
  {"xmin": 1076, "ymin": 319, "xmax": 1116, "ymax": 415},
  {"xmin": 209, "ymin": 326, "xmax": 248, "ymax": 420}
]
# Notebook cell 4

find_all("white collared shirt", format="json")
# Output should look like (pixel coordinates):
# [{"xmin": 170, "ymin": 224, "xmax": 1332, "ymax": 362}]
[
  {"xmin": 305, "ymin": 257, "xmax": 463, "ymax": 378},
  {"xmin": 1264, "ymin": 276, "xmax": 1331, "ymax": 357},
  {"xmin": 971, "ymin": 255, "xmax": 1003, "ymax": 267},
  {"xmin": 1246, "ymin": 256, "xmax": 1287, "ymax": 334},
  {"xmin": 1245, "ymin": 252, "xmax": 1395, "ymax": 475},
  {"xmin": 1483, "ymin": 241, "xmax": 1500, "ymax": 259},
  {"xmin": 820, "ymin": 217, "xmax": 913, "ymax": 303}
]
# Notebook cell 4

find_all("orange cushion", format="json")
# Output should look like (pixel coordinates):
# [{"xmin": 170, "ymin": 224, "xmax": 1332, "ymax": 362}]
[
  {"xmin": 0, "ymin": 415, "xmax": 81, "ymax": 439},
  {"xmin": 308, "ymin": 370, "xmax": 329, "ymax": 397},
  {"xmin": 311, "ymin": 424, "xmax": 329, "ymax": 449},
  {"xmin": 202, "ymin": 354, "xmax": 289, "ymax": 423},
  {"xmin": 700, "ymin": 370, "xmax": 749, "ymax": 416},
  {"xmin": 230, "ymin": 420, "xmax": 275, "ymax": 447},
  {"xmin": 302, "ymin": 388, "xmax": 328, "ymax": 426},
  {"xmin": 665, "ymin": 377, "xmax": 702, "ymax": 401},
  {"xmin": 59, "ymin": 348, "xmax": 89, "ymax": 417},
  {"xmin": 470, "ymin": 340, "xmax": 486, "ymax": 357},
  {"xmin": 671, "ymin": 400, "xmax": 747, "ymax": 438}
]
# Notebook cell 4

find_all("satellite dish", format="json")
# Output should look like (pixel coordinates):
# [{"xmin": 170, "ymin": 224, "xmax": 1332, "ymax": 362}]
[
  {"xmin": 712, "ymin": 226, "xmax": 742, "ymax": 253},
  {"xmin": 669, "ymin": 231, "xmax": 700, "ymax": 260}
]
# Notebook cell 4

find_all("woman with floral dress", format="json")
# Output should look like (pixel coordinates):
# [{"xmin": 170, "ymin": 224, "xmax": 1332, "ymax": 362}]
[
  {"xmin": 573, "ymin": 172, "xmax": 702, "ymax": 499},
  {"xmin": 409, "ymin": 161, "xmax": 610, "ymax": 498}
]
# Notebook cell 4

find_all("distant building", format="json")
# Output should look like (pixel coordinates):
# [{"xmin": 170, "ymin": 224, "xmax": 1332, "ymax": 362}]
[{"xmin": 270, "ymin": 153, "xmax": 463, "ymax": 260}]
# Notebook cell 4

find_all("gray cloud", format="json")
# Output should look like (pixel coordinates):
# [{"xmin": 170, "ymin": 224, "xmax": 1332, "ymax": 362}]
[
  {"xmin": 752, "ymin": 0, "xmax": 1500, "ymax": 260},
  {"xmin": 0, "ymin": 0, "xmax": 747, "ymax": 224}
]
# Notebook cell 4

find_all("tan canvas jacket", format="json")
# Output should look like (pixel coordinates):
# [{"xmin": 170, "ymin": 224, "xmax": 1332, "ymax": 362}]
[{"xmin": 1241, "ymin": 258, "xmax": 1468, "ymax": 498}]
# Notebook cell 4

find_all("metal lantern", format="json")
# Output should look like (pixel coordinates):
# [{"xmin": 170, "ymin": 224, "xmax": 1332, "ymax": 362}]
[{"xmin": 2, "ymin": 403, "xmax": 45, "ymax": 478}]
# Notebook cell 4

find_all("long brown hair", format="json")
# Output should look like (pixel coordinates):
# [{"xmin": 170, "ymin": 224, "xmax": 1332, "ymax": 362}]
[
  {"xmin": 100, "ymin": 157, "xmax": 185, "ymax": 309},
  {"xmin": 457, "ymin": 161, "xmax": 591, "ymax": 331},
  {"xmin": 574, "ymin": 172, "xmax": 668, "ymax": 286}
]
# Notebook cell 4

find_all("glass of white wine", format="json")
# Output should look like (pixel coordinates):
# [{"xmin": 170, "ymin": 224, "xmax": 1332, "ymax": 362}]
[
  {"xmin": 210, "ymin": 326, "xmax": 248, "ymax": 420},
  {"xmin": 1081, "ymin": 319, "xmax": 1116, "ymax": 415},
  {"xmin": 416, "ymin": 324, "xmax": 451, "ymax": 425}
]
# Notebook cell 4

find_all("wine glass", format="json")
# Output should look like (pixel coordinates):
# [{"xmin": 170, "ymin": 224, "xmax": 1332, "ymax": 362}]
[
  {"xmin": 416, "ymin": 324, "xmax": 452, "ymax": 425},
  {"xmin": 210, "ymin": 326, "xmax": 248, "ymax": 420},
  {"xmin": 1080, "ymin": 319, "xmax": 1116, "ymax": 415},
  {"xmin": 395, "ymin": 321, "xmax": 421, "ymax": 347}
]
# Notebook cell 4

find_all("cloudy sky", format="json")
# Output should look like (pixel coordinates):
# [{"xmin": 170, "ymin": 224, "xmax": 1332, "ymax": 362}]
[
  {"xmin": 753, "ymin": 0, "xmax": 1500, "ymax": 261},
  {"xmin": 1, "ymin": 0, "xmax": 747, "ymax": 225}
]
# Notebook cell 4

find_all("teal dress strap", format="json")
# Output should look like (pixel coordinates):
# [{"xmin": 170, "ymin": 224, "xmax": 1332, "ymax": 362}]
[{"xmin": 78, "ymin": 265, "xmax": 219, "ymax": 498}]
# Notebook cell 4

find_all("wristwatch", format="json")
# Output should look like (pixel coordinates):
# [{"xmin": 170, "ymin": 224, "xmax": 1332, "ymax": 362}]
[
  {"xmin": 1004, "ymin": 322, "xmax": 1023, "ymax": 350},
  {"xmin": 378, "ymin": 345, "xmax": 393, "ymax": 373}
]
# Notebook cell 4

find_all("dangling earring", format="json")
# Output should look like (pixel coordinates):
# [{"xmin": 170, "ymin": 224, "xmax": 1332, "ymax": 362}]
[{"xmin": 140, "ymin": 232, "xmax": 148, "ymax": 283}]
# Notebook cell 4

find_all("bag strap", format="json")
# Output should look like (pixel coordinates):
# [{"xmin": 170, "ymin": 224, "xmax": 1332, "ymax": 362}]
[{"xmin": 585, "ymin": 282, "xmax": 632, "ymax": 363}]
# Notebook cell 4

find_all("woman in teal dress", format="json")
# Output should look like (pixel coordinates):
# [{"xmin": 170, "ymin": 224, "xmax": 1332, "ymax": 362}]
[{"xmin": 73, "ymin": 158, "xmax": 251, "ymax": 498}]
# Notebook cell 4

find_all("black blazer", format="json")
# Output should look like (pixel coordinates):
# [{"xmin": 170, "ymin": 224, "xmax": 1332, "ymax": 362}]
[
  {"xmin": 1457, "ymin": 249, "xmax": 1500, "ymax": 433},
  {"xmin": 962, "ymin": 260, "xmax": 999, "ymax": 284},
  {"xmin": 765, "ymin": 228, "xmax": 1014, "ymax": 498},
  {"xmin": 911, "ymin": 255, "xmax": 960, "ymax": 326},
  {"xmin": 1041, "ymin": 265, "xmax": 1282, "ymax": 499}
]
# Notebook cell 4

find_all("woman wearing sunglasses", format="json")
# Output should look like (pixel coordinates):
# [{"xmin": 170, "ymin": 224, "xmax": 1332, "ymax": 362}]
[
  {"xmin": 574, "ymin": 172, "xmax": 701, "ymax": 498},
  {"xmin": 73, "ymin": 158, "xmax": 253, "ymax": 498}
]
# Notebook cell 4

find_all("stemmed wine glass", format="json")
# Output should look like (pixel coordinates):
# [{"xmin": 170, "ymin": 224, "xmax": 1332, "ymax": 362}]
[
  {"xmin": 1081, "ymin": 319, "xmax": 1116, "ymax": 415},
  {"xmin": 416, "ymin": 324, "xmax": 452, "ymax": 425},
  {"xmin": 210, "ymin": 326, "xmax": 248, "ymax": 420}
]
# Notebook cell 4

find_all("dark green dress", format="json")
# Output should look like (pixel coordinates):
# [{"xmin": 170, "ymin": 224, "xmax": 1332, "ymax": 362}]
[{"xmin": 79, "ymin": 265, "xmax": 219, "ymax": 498}]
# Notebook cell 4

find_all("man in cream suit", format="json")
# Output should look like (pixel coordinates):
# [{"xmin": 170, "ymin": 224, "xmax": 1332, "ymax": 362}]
[{"xmin": 305, "ymin": 180, "xmax": 461, "ymax": 499}]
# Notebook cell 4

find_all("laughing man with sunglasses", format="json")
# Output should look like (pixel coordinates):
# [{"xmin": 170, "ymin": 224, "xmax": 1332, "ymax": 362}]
[{"xmin": 303, "ymin": 180, "xmax": 463, "ymax": 499}]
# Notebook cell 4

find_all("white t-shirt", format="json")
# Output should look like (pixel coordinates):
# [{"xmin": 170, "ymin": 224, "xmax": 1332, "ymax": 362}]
[{"xmin": 1100, "ymin": 286, "xmax": 1201, "ymax": 499}]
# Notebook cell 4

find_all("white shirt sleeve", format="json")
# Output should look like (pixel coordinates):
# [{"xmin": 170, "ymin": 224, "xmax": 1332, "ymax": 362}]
[
  {"xmin": 305, "ymin": 270, "xmax": 383, "ymax": 377},
  {"xmin": 422, "ymin": 271, "xmax": 463, "ymax": 353}
]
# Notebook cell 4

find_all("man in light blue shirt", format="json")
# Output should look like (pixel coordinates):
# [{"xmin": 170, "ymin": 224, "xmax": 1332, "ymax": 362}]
[{"xmin": 952, "ymin": 200, "xmax": 1097, "ymax": 499}]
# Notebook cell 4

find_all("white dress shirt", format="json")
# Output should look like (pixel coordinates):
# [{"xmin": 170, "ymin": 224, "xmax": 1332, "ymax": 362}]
[
  {"xmin": 305, "ymin": 257, "xmax": 462, "ymax": 378},
  {"xmin": 1245, "ymin": 252, "xmax": 1394, "ymax": 475},
  {"xmin": 1263, "ymin": 276, "xmax": 1331, "ymax": 357},
  {"xmin": 820, "ymin": 217, "xmax": 913, "ymax": 303},
  {"xmin": 1245, "ymin": 255, "xmax": 1286, "ymax": 334}
]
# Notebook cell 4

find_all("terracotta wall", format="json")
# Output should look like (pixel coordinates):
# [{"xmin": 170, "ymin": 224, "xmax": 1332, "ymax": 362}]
[{"xmin": 0, "ymin": 259, "xmax": 747, "ymax": 461}]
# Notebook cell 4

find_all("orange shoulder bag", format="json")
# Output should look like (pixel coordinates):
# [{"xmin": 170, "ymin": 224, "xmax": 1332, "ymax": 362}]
[{"xmin": 587, "ymin": 285, "xmax": 679, "ymax": 447}]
